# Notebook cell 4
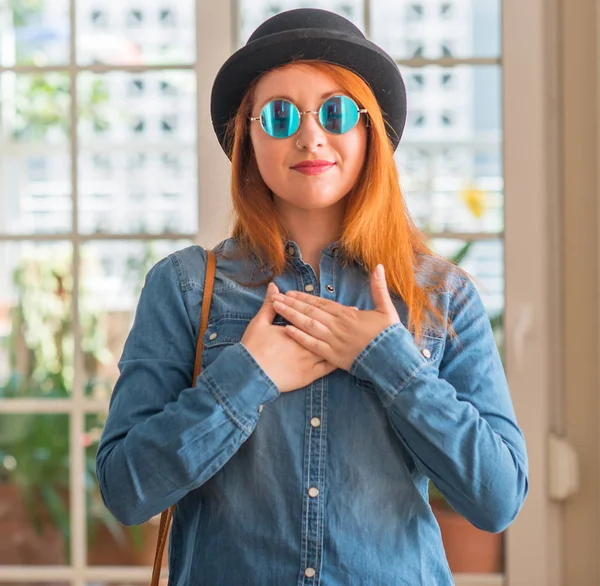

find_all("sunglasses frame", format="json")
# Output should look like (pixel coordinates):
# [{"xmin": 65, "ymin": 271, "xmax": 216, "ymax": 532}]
[{"xmin": 249, "ymin": 94, "xmax": 369, "ymax": 139}]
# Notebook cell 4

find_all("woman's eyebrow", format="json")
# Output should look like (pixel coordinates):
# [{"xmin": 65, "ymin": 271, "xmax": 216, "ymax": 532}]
[{"xmin": 257, "ymin": 90, "xmax": 344, "ymax": 109}]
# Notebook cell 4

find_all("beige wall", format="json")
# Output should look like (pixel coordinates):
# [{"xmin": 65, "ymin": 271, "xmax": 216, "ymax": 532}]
[{"xmin": 561, "ymin": 0, "xmax": 600, "ymax": 582}]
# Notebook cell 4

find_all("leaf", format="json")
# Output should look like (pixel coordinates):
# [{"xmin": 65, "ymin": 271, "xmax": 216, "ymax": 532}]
[
  {"xmin": 489, "ymin": 309, "xmax": 504, "ymax": 332},
  {"xmin": 22, "ymin": 484, "xmax": 41, "ymax": 533},
  {"xmin": 449, "ymin": 241, "xmax": 473, "ymax": 266},
  {"xmin": 94, "ymin": 507, "xmax": 128, "ymax": 548},
  {"xmin": 41, "ymin": 485, "xmax": 70, "ymax": 538},
  {"xmin": 129, "ymin": 524, "xmax": 145, "ymax": 551}
]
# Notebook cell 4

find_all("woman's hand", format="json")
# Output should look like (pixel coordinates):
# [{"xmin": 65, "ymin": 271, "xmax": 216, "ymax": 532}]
[
  {"xmin": 271, "ymin": 265, "xmax": 401, "ymax": 372},
  {"xmin": 241, "ymin": 282, "xmax": 337, "ymax": 393}
]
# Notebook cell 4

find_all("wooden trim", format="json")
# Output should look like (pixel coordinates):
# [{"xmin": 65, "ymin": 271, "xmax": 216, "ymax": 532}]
[
  {"xmin": 561, "ymin": 0, "xmax": 600, "ymax": 582},
  {"xmin": 195, "ymin": 0, "xmax": 234, "ymax": 249},
  {"xmin": 503, "ymin": 0, "xmax": 562, "ymax": 583}
]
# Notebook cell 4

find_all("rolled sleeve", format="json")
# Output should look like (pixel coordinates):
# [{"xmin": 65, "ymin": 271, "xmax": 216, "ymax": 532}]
[
  {"xmin": 96, "ymin": 254, "xmax": 279, "ymax": 526},
  {"xmin": 203, "ymin": 342, "xmax": 280, "ymax": 434},
  {"xmin": 349, "ymin": 275, "xmax": 529, "ymax": 533},
  {"xmin": 350, "ymin": 322, "xmax": 427, "ymax": 406}
]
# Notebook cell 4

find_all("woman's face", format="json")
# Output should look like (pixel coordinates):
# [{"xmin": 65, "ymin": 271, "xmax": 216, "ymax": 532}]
[{"xmin": 249, "ymin": 64, "xmax": 368, "ymax": 213}]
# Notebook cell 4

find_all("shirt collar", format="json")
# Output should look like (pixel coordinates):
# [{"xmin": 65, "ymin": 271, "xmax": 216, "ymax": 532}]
[
  {"xmin": 244, "ymin": 238, "xmax": 347, "ymax": 275},
  {"xmin": 282, "ymin": 239, "xmax": 340, "ymax": 260}
]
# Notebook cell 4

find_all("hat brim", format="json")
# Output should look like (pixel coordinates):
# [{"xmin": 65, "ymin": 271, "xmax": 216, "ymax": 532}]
[{"xmin": 210, "ymin": 29, "xmax": 407, "ymax": 158}]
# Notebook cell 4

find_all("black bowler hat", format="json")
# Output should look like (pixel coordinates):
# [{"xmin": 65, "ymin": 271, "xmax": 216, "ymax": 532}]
[{"xmin": 210, "ymin": 8, "xmax": 407, "ymax": 159}]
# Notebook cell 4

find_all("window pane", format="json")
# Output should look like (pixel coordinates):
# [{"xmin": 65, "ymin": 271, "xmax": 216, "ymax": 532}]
[
  {"xmin": 397, "ymin": 65, "xmax": 502, "ymax": 233},
  {"xmin": 431, "ymin": 238, "xmax": 504, "ymax": 314},
  {"xmin": 238, "ymin": 0, "xmax": 365, "ymax": 46},
  {"xmin": 0, "ymin": 0, "xmax": 70, "ymax": 66},
  {"xmin": 80, "ymin": 240, "xmax": 193, "ymax": 399},
  {"xmin": 0, "ymin": 242, "xmax": 74, "ymax": 399},
  {"xmin": 86, "ymin": 414, "xmax": 167, "ymax": 568},
  {"xmin": 0, "ymin": 73, "xmax": 72, "ymax": 235},
  {"xmin": 77, "ymin": 71, "xmax": 197, "ymax": 235},
  {"xmin": 0, "ymin": 414, "xmax": 70, "ymax": 566},
  {"xmin": 76, "ymin": 0, "xmax": 195, "ymax": 65},
  {"xmin": 371, "ymin": 0, "xmax": 501, "ymax": 59}
]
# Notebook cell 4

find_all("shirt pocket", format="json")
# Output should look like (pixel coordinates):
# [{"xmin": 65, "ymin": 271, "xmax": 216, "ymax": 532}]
[
  {"xmin": 355, "ymin": 332, "xmax": 445, "ymax": 395},
  {"xmin": 201, "ymin": 315, "xmax": 251, "ymax": 370},
  {"xmin": 201, "ymin": 314, "xmax": 291, "ymax": 370}
]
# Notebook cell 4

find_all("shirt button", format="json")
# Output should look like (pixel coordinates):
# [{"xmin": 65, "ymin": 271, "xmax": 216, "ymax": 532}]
[
  {"xmin": 310, "ymin": 417, "xmax": 321, "ymax": 427},
  {"xmin": 304, "ymin": 284, "xmax": 314, "ymax": 292},
  {"xmin": 258, "ymin": 404, "xmax": 264, "ymax": 413},
  {"xmin": 422, "ymin": 348, "xmax": 431, "ymax": 359},
  {"xmin": 304, "ymin": 567, "xmax": 316, "ymax": 578},
  {"xmin": 308, "ymin": 487, "xmax": 319, "ymax": 498},
  {"xmin": 287, "ymin": 246, "xmax": 295, "ymax": 256},
  {"xmin": 332, "ymin": 246, "xmax": 339, "ymax": 255},
  {"xmin": 326, "ymin": 284, "xmax": 334, "ymax": 293},
  {"xmin": 208, "ymin": 332, "xmax": 218, "ymax": 341}
]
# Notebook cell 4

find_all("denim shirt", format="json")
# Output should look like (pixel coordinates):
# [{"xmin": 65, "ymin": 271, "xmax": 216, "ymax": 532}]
[{"xmin": 96, "ymin": 237, "xmax": 529, "ymax": 586}]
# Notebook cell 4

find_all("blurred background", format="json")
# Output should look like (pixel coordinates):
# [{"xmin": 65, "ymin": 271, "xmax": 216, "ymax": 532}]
[{"xmin": 0, "ymin": 0, "xmax": 596, "ymax": 584}]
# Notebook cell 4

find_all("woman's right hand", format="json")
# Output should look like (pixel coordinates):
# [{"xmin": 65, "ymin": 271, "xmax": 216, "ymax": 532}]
[{"xmin": 241, "ymin": 283, "xmax": 337, "ymax": 393}]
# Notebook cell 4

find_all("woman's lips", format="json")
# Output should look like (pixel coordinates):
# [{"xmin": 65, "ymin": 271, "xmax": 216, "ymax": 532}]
[{"xmin": 291, "ymin": 163, "xmax": 336, "ymax": 176}]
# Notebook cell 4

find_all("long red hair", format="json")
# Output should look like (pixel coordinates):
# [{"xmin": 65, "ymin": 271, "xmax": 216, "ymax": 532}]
[{"xmin": 221, "ymin": 60, "xmax": 463, "ymax": 341}]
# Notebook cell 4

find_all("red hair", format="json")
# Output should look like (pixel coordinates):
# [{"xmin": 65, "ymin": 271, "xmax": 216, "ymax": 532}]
[{"xmin": 221, "ymin": 60, "xmax": 465, "ymax": 342}]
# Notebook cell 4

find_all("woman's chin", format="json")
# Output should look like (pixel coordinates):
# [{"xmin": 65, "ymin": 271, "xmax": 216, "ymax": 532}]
[{"xmin": 285, "ymin": 193, "xmax": 347, "ymax": 210}]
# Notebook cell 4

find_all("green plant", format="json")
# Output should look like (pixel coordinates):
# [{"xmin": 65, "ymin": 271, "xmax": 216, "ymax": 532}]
[
  {"xmin": 0, "ymin": 246, "xmax": 148, "ymax": 561},
  {"xmin": 428, "ymin": 480, "xmax": 448, "ymax": 506}
]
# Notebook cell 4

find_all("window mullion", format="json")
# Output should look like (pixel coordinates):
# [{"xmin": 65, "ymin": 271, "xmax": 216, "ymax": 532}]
[
  {"xmin": 69, "ymin": 0, "xmax": 86, "ymax": 583},
  {"xmin": 396, "ymin": 57, "xmax": 501, "ymax": 68}
]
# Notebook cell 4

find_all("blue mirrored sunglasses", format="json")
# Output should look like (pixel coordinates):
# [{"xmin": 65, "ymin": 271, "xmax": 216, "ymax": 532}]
[{"xmin": 249, "ymin": 95, "xmax": 368, "ymax": 139}]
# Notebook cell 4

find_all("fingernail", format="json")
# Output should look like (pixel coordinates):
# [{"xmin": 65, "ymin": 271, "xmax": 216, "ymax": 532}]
[{"xmin": 375, "ymin": 264, "xmax": 384, "ymax": 279}]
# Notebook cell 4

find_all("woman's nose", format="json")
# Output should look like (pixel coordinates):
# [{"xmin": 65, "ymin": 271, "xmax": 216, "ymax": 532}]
[{"xmin": 295, "ymin": 111, "xmax": 327, "ymax": 150}]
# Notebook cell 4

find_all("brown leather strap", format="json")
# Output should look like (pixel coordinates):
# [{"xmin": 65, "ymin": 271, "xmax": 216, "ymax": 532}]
[{"xmin": 150, "ymin": 249, "xmax": 217, "ymax": 586}]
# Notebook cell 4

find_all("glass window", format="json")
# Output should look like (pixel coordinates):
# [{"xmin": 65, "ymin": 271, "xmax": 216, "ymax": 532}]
[
  {"xmin": 77, "ymin": 71, "xmax": 197, "ymax": 235},
  {"xmin": 371, "ymin": 0, "xmax": 501, "ymax": 59},
  {"xmin": 397, "ymin": 66, "xmax": 503, "ymax": 234},
  {"xmin": 0, "ymin": 0, "xmax": 70, "ymax": 66},
  {"xmin": 0, "ymin": 0, "xmax": 200, "ymax": 579},
  {"xmin": 76, "ymin": 0, "xmax": 195, "ymax": 65},
  {"xmin": 0, "ymin": 414, "xmax": 71, "ymax": 564},
  {"xmin": 0, "ymin": 242, "xmax": 74, "ymax": 399},
  {"xmin": 0, "ymin": 74, "xmax": 72, "ymax": 235},
  {"xmin": 407, "ymin": 4, "xmax": 425, "ymax": 21},
  {"xmin": 90, "ymin": 9, "xmax": 109, "ymax": 28},
  {"xmin": 238, "ymin": 0, "xmax": 365, "ymax": 46}
]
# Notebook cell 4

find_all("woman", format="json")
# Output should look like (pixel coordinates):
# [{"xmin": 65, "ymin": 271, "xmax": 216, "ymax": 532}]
[{"xmin": 96, "ymin": 8, "xmax": 528, "ymax": 585}]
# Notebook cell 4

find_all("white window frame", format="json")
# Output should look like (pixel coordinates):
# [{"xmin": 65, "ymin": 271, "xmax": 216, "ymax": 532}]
[{"xmin": 0, "ymin": 0, "xmax": 559, "ymax": 584}]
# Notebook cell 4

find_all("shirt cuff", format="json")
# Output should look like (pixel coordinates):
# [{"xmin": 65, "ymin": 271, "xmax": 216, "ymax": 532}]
[
  {"xmin": 200, "ymin": 343, "xmax": 281, "ymax": 434},
  {"xmin": 349, "ymin": 322, "xmax": 428, "ymax": 406}
]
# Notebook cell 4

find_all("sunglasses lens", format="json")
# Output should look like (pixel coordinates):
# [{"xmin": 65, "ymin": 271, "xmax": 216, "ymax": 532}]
[
  {"xmin": 260, "ymin": 99, "xmax": 300, "ymax": 138},
  {"xmin": 319, "ymin": 95, "xmax": 360, "ymax": 134}
]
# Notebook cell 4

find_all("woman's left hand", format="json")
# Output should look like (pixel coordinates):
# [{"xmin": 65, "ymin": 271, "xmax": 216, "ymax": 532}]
[{"xmin": 271, "ymin": 264, "xmax": 401, "ymax": 372}]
